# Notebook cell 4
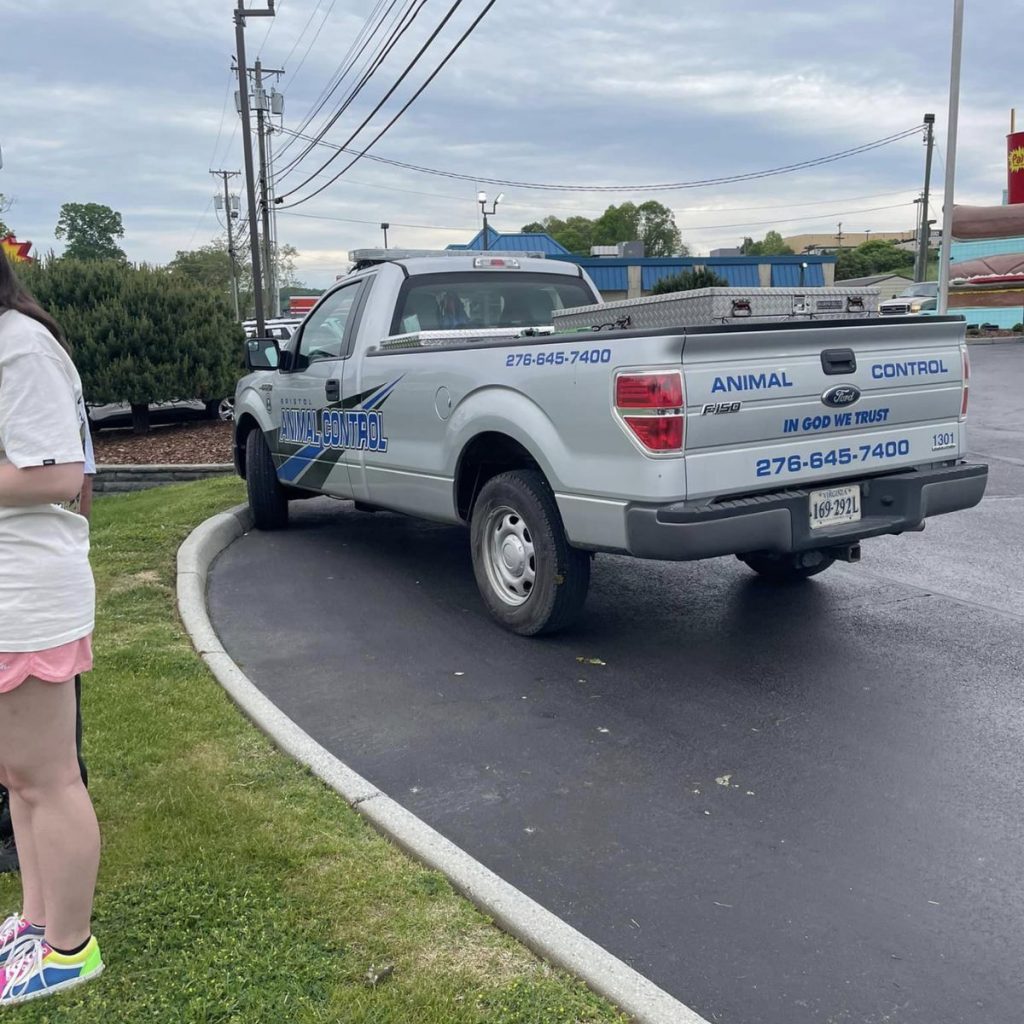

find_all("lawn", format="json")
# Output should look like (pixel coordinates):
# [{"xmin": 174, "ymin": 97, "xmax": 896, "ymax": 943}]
[{"xmin": 1, "ymin": 478, "xmax": 626, "ymax": 1024}]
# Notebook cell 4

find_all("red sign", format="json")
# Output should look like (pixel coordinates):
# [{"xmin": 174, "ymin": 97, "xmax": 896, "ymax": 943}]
[
  {"xmin": 288, "ymin": 295, "xmax": 319, "ymax": 316},
  {"xmin": 1008, "ymin": 131, "xmax": 1024, "ymax": 204},
  {"xmin": 0, "ymin": 234, "xmax": 33, "ymax": 263}
]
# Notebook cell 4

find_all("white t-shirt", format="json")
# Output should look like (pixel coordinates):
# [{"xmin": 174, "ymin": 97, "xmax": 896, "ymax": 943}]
[{"xmin": 0, "ymin": 309, "xmax": 95, "ymax": 651}]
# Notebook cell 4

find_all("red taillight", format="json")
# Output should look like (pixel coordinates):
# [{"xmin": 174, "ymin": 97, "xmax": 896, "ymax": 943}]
[
  {"xmin": 961, "ymin": 348, "xmax": 970, "ymax": 418},
  {"xmin": 615, "ymin": 371, "xmax": 684, "ymax": 452},
  {"xmin": 624, "ymin": 416, "xmax": 683, "ymax": 451},
  {"xmin": 615, "ymin": 373, "xmax": 683, "ymax": 409}
]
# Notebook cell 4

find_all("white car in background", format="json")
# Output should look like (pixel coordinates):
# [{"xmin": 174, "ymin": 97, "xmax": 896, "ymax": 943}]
[{"xmin": 879, "ymin": 281, "xmax": 939, "ymax": 316}]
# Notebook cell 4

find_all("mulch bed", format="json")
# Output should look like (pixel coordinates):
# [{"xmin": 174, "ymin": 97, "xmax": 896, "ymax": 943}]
[{"xmin": 91, "ymin": 420, "xmax": 233, "ymax": 465}]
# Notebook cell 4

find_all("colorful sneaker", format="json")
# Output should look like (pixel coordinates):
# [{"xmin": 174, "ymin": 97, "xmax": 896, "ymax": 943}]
[
  {"xmin": 0, "ymin": 937, "xmax": 103, "ymax": 1005},
  {"xmin": 0, "ymin": 915, "xmax": 41, "ymax": 967}
]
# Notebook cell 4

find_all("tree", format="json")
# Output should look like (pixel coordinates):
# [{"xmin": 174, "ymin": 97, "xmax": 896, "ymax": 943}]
[
  {"xmin": 650, "ymin": 267, "xmax": 729, "ymax": 294},
  {"xmin": 740, "ymin": 230, "xmax": 793, "ymax": 256},
  {"xmin": 54, "ymin": 202, "xmax": 126, "ymax": 262},
  {"xmin": 0, "ymin": 193, "xmax": 12, "ymax": 237},
  {"xmin": 522, "ymin": 201, "xmax": 686, "ymax": 257},
  {"xmin": 168, "ymin": 238, "xmax": 251, "ymax": 315},
  {"xmin": 20, "ymin": 258, "xmax": 243, "ymax": 433},
  {"xmin": 835, "ymin": 239, "xmax": 914, "ymax": 280}
]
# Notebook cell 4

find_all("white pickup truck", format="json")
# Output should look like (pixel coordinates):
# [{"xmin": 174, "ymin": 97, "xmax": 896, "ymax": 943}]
[{"xmin": 234, "ymin": 250, "xmax": 987, "ymax": 635}]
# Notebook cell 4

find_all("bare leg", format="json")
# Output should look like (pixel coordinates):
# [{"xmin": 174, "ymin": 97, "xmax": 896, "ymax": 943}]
[
  {"xmin": 6, "ymin": 793, "xmax": 45, "ymax": 925},
  {"xmin": 0, "ymin": 677, "xmax": 99, "ymax": 950}
]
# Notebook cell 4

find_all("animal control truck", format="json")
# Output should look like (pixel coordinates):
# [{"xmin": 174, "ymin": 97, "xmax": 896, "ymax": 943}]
[{"xmin": 233, "ymin": 249, "xmax": 987, "ymax": 636}]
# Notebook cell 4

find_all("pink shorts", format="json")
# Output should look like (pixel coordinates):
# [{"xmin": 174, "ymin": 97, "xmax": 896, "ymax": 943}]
[{"xmin": 0, "ymin": 636, "xmax": 93, "ymax": 694}]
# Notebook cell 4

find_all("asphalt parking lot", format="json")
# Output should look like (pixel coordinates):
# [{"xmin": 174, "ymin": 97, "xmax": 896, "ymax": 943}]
[{"xmin": 209, "ymin": 342, "xmax": 1024, "ymax": 1024}]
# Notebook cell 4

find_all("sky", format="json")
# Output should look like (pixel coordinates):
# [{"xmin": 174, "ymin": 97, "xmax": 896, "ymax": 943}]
[{"xmin": 1, "ymin": 0, "xmax": 1020, "ymax": 290}]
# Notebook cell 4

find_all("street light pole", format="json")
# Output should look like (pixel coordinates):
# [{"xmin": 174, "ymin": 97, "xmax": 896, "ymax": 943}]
[
  {"xmin": 478, "ymin": 191, "xmax": 504, "ymax": 250},
  {"xmin": 938, "ymin": 0, "xmax": 964, "ymax": 315}
]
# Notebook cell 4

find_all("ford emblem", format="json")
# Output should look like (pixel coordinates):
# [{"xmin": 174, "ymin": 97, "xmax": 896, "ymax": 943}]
[{"xmin": 821, "ymin": 384, "xmax": 861, "ymax": 408}]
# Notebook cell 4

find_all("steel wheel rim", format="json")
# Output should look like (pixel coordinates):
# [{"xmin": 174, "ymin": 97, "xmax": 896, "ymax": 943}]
[
  {"xmin": 482, "ymin": 504, "xmax": 536, "ymax": 607},
  {"xmin": 219, "ymin": 397, "xmax": 235, "ymax": 421}
]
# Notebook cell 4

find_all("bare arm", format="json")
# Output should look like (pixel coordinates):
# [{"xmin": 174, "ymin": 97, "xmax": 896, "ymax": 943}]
[
  {"xmin": 0, "ymin": 462, "xmax": 85, "ymax": 507},
  {"xmin": 79, "ymin": 474, "xmax": 93, "ymax": 520}
]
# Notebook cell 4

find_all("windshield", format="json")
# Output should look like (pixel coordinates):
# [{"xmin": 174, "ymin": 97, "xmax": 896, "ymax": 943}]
[
  {"xmin": 392, "ymin": 272, "xmax": 596, "ymax": 334},
  {"xmin": 896, "ymin": 282, "xmax": 938, "ymax": 298}
]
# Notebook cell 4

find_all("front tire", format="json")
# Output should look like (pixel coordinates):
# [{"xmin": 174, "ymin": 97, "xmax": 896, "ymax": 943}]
[
  {"xmin": 246, "ymin": 429, "xmax": 289, "ymax": 530},
  {"xmin": 738, "ymin": 549, "xmax": 835, "ymax": 581},
  {"xmin": 207, "ymin": 397, "xmax": 235, "ymax": 422},
  {"xmin": 470, "ymin": 470, "xmax": 590, "ymax": 636}
]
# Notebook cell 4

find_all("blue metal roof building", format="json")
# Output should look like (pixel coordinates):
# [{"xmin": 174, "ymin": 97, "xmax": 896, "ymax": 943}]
[{"xmin": 448, "ymin": 230, "xmax": 836, "ymax": 298}]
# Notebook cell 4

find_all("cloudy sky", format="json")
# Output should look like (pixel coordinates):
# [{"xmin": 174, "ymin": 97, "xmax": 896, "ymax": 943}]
[{"xmin": 1, "ymin": 0, "xmax": 1020, "ymax": 289}]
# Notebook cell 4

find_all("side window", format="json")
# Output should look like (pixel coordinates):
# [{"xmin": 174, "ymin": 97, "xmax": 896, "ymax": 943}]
[{"xmin": 299, "ymin": 284, "xmax": 361, "ymax": 363}]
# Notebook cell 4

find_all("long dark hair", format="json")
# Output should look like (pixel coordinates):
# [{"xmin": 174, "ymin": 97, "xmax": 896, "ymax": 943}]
[{"xmin": 0, "ymin": 251, "xmax": 69, "ymax": 351}]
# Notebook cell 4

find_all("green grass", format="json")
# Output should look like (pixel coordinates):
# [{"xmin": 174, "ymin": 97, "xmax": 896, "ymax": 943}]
[{"xmin": 2, "ymin": 479, "xmax": 626, "ymax": 1024}]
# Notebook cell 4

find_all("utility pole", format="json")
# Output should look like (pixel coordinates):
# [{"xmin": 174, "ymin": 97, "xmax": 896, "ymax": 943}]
[
  {"xmin": 938, "ymin": 0, "xmax": 964, "ymax": 315},
  {"xmin": 233, "ymin": 0, "xmax": 275, "ymax": 337},
  {"xmin": 915, "ymin": 113, "xmax": 936, "ymax": 282},
  {"xmin": 252, "ymin": 59, "xmax": 284, "ymax": 322},
  {"xmin": 381, "ymin": 222, "xmax": 390, "ymax": 248},
  {"xmin": 211, "ymin": 169, "xmax": 241, "ymax": 321},
  {"xmin": 834, "ymin": 222, "xmax": 844, "ymax": 249}
]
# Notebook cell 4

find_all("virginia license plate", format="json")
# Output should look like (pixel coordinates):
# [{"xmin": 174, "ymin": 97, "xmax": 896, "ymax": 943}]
[{"xmin": 809, "ymin": 484, "xmax": 862, "ymax": 530}]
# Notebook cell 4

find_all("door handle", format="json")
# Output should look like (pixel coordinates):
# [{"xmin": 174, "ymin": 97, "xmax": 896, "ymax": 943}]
[
  {"xmin": 821, "ymin": 348, "xmax": 856, "ymax": 375},
  {"xmin": 325, "ymin": 379, "xmax": 340, "ymax": 402}
]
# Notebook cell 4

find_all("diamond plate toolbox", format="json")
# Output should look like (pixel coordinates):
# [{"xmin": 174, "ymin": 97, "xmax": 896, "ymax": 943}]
[{"xmin": 552, "ymin": 287, "xmax": 880, "ymax": 332}]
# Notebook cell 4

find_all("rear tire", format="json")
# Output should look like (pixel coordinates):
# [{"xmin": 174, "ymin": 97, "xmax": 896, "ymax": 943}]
[
  {"xmin": 246, "ymin": 429, "xmax": 289, "ymax": 530},
  {"xmin": 470, "ymin": 469, "xmax": 590, "ymax": 636},
  {"xmin": 739, "ymin": 549, "xmax": 835, "ymax": 581}
]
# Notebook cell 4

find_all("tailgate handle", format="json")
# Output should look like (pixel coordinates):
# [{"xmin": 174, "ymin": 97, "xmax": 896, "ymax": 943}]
[
  {"xmin": 821, "ymin": 348, "xmax": 856, "ymax": 375},
  {"xmin": 325, "ymin": 379, "xmax": 340, "ymax": 402}
]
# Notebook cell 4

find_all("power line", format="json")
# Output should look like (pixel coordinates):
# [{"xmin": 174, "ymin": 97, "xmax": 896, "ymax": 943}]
[
  {"xmin": 274, "ymin": 0, "xmax": 425, "ymax": 184},
  {"xmin": 278, "ymin": 124, "xmax": 924, "ymax": 195},
  {"xmin": 285, "ymin": 0, "xmax": 340, "ymax": 89},
  {"xmin": 683, "ymin": 200, "xmax": 914, "ymax": 233},
  {"xmin": 207, "ymin": 71, "xmax": 235, "ymax": 169},
  {"xmin": 278, "ymin": 0, "xmax": 323, "ymax": 69},
  {"xmin": 257, "ymin": 0, "xmax": 284, "ymax": 54},
  {"xmin": 272, "ymin": 0, "xmax": 395, "ymax": 166},
  {"xmin": 278, "ymin": 209, "xmax": 477, "ymax": 231},
  {"xmin": 279, "ymin": 0, "xmax": 499, "ymax": 209},
  {"xmin": 272, "ymin": 130, "xmax": 921, "ymax": 213},
  {"xmin": 186, "ymin": 197, "xmax": 215, "ymax": 248},
  {"xmin": 277, "ymin": 0, "xmax": 461, "ymax": 199}
]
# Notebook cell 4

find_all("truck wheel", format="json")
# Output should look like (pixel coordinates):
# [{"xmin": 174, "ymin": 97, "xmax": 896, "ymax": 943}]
[
  {"xmin": 246, "ymin": 429, "xmax": 289, "ymax": 530},
  {"xmin": 470, "ymin": 469, "xmax": 590, "ymax": 636},
  {"xmin": 738, "ymin": 549, "xmax": 835, "ymax": 581}
]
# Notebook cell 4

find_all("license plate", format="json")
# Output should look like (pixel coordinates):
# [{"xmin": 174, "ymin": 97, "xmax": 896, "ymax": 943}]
[{"xmin": 809, "ymin": 484, "xmax": 861, "ymax": 530}]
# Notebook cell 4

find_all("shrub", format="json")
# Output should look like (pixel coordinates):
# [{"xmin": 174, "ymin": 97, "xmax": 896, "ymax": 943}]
[
  {"xmin": 650, "ymin": 267, "xmax": 730, "ymax": 294},
  {"xmin": 20, "ymin": 258, "xmax": 244, "ymax": 431}
]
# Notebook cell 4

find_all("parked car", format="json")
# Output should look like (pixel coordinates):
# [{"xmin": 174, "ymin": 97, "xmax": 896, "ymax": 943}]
[
  {"xmin": 232, "ymin": 250, "xmax": 986, "ymax": 636},
  {"xmin": 87, "ymin": 396, "xmax": 235, "ymax": 430},
  {"xmin": 879, "ymin": 281, "xmax": 939, "ymax": 316}
]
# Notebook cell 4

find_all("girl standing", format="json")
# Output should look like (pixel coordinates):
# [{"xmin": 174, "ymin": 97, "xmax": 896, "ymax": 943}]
[{"xmin": 0, "ymin": 252, "xmax": 103, "ymax": 1005}]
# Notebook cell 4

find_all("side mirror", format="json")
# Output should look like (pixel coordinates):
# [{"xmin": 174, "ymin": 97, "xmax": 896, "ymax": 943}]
[{"xmin": 245, "ymin": 337, "xmax": 280, "ymax": 371}]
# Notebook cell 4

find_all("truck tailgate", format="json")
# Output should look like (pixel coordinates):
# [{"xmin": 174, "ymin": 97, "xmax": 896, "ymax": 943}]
[{"xmin": 682, "ymin": 318, "xmax": 966, "ymax": 501}]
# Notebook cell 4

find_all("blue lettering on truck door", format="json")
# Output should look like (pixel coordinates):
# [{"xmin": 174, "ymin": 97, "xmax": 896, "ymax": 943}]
[
  {"xmin": 871, "ymin": 360, "xmax": 949, "ymax": 379},
  {"xmin": 711, "ymin": 371, "xmax": 794, "ymax": 394}
]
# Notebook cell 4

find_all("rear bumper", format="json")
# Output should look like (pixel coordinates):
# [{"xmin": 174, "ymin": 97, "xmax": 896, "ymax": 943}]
[{"xmin": 624, "ymin": 462, "xmax": 988, "ymax": 561}]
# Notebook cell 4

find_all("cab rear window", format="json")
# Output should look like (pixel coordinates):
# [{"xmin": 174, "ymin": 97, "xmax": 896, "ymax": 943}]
[{"xmin": 392, "ymin": 272, "xmax": 596, "ymax": 334}]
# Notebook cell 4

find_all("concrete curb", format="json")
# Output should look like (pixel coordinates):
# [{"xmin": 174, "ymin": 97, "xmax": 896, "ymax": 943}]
[
  {"xmin": 96, "ymin": 463, "xmax": 235, "ymax": 495},
  {"xmin": 177, "ymin": 505, "xmax": 710, "ymax": 1024}
]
